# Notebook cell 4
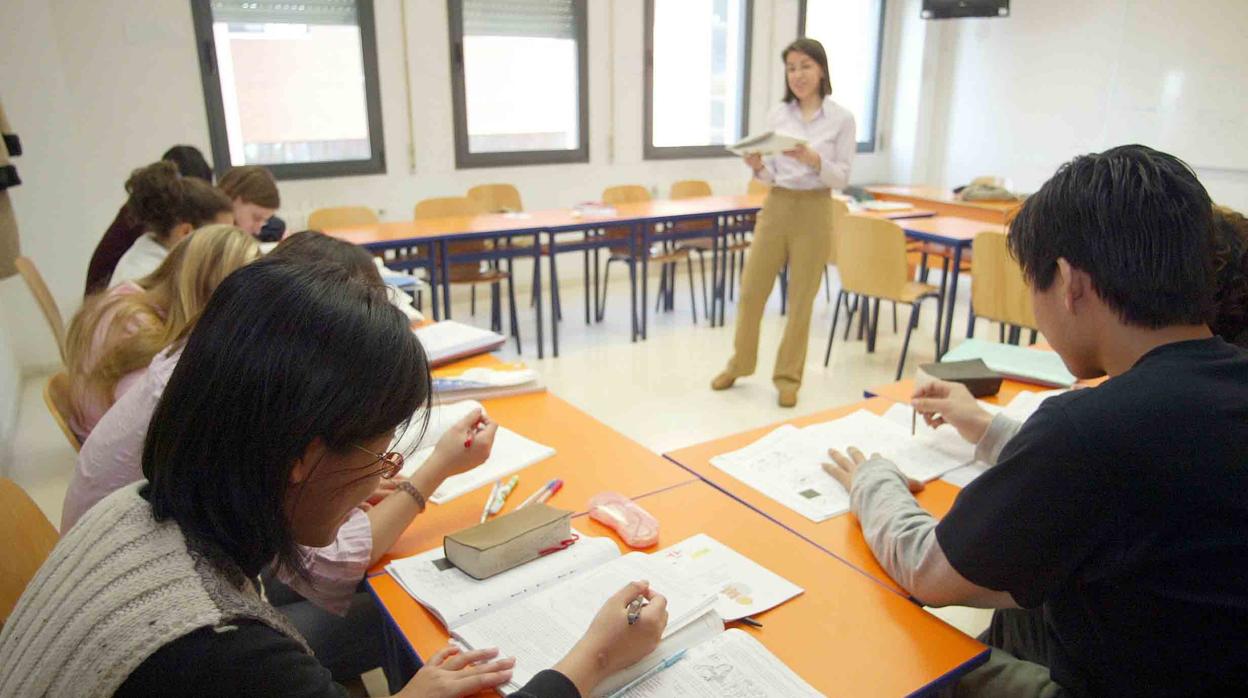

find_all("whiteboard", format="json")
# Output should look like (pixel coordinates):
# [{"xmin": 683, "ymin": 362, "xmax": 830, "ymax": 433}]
[{"xmin": 1101, "ymin": 0, "xmax": 1248, "ymax": 171}]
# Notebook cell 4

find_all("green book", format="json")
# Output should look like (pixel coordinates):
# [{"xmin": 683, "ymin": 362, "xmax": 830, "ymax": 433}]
[{"xmin": 942, "ymin": 339, "xmax": 1076, "ymax": 387}]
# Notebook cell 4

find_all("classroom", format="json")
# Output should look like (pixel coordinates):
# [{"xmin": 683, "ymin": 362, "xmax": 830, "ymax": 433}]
[{"xmin": 2, "ymin": 0, "xmax": 1247, "ymax": 695}]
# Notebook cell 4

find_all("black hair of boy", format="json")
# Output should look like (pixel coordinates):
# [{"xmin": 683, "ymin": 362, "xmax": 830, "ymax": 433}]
[
  {"xmin": 1008, "ymin": 144, "xmax": 1215, "ymax": 329},
  {"xmin": 141, "ymin": 258, "xmax": 431, "ymax": 579}
]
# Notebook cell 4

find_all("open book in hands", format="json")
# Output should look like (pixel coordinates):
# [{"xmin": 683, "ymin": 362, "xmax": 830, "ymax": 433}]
[{"xmin": 727, "ymin": 130, "xmax": 806, "ymax": 156}]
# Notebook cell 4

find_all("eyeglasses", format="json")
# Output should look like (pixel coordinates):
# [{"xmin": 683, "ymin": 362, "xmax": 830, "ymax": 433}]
[{"xmin": 353, "ymin": 444, "xmax": 405, "ymax": 479}]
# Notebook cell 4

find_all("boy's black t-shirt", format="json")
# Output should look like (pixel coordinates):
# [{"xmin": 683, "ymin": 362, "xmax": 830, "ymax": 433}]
[{"xmin": 936, "ymin": 338, "xmax": 1248, "ymax": 697}]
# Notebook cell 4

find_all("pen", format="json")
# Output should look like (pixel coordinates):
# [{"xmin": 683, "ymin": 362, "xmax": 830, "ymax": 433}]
[
  {"xmin": 488, "ymin": 475, "xmax": 520, "ymax": 516},
  {"xmin": 535, "ymin": 479, "xmax": 562, "ymax": 505},
  {"xmin": 517, "ymin": 478, "xmax": 558, "ymax": 509},
  {"xmin": 480, "ymin": 481, "xmax": 500, "ymax": 523},
  {"xmin": 607, "ymin": 649, "xmax": 688, "ymax": 698},
  {"xmin": 463, "ymin": 414, "xmax": 488, "ymax": 449},
  {"xmin": 626, "ymin": 595, "xmax": 646, "ymax": 625},
  {"xmin": 911, "ymin": 405, "xmax": 917, "ymax": 436}
]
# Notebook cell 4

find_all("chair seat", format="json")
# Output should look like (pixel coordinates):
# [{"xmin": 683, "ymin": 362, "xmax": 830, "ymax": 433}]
[
  {"xmin": 898, "ymin": 281, "xmax": 942, "ymax": 304},
  {"xmin": 448, "ymin": 267, "xmax": 510, "ymax": 284}
]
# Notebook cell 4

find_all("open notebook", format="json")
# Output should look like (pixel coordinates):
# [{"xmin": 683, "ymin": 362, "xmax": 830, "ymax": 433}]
[
  {"xmin": 414, "ymin": 321, "xmax": 506, "ymax": 367},
  {"xmin": 727, "ymin": 130, "xmax": 806, "ymax": 156},
  {"xmin": 386, "ymin": 534, "xmax": 806, "ymax": 696},
  {"xmin": 390, "ymin": 400, "xmax": 555, "ymax": 504}
]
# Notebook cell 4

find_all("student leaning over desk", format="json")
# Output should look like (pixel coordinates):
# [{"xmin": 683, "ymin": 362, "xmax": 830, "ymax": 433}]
[
  {"xmin": 0, "ymin": 259, "xmax": 668, "ymax": 698},
  {"xmin": 824, "ymin": 145, "xmax": 1248, "ymax": 696},
  {"xmin": 712, "ymin": 37, "xmax": 855, "ymax": 408}
]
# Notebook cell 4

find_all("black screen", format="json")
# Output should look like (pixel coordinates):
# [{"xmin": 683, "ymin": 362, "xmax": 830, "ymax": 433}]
[{"xmin": 921, "ymin": 0, "xmax": 1009, "ymax": 19}]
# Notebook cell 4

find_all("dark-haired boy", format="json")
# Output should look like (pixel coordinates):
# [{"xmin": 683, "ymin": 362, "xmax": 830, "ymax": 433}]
[{"xmin": 825, "ymin": 145, "xmax": 1248, "ymax": 696}]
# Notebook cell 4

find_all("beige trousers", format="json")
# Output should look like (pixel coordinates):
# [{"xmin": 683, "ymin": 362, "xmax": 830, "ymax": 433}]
[{"xmin": 726, "ymin": 187, "xmax": 833, "ymax": 390}]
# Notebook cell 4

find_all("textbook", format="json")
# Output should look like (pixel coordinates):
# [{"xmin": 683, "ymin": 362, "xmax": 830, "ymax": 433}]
[
  {"xmin": 430, "ymin": 364, "xmax": 546, "ymax": 403},
  {"xmin": 386, "ymin": 533, "xmax": 810, "ymax": 696},
  {"xmin": 727, "ymin": 130, "xmax": 806, "ymax": 156},
  {"xmin": 710, "ymin": 408, "xmax": 983, "ymax": 522},
  {"xmin": 389, "ymin": 400, "xmax": 556, "ymax": 504},
  {"xmin": 941, "ymin": 339, "xmax": 1077, "ymax": 387},
  {"xmin": 413, "ymin": 321, "xmax": 506, "ymax": 367}
]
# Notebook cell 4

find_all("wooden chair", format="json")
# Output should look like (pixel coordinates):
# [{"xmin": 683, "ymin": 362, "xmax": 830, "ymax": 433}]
[
  {"xmin": 968, "ymin": 231, "xmax": 1039, "ymax": 345},
  {"xmin": 15, "ymin": 256, "xmax": 67, "ymax": 363},
  {"xmin": 597, "ymin": 185, "xmax": 698, "ymax": 324},
  {"xmin": 414, "ymin": 197, "xmax": 522, "ymax": 352},
  {"xmin": 1, "ymin": 477, "xmax": 60, "ymax": 625},
  {"xmin": 671, "ymin": 180, "xmax": 735, "ymax": 319},
  {"xmin": 466, "ymin": 184, "xmax": 522, "ymax": 213},
  {"xmin": 306, "ymin": 206, "xmax": 380, "ymax": 230},
  {"xmin": 824, "ymin": 216, "xmax": 943, "ymax": 379},
  {"xmin": 43, "ymin": 372, "xmax": 81, "ymax": 452}
]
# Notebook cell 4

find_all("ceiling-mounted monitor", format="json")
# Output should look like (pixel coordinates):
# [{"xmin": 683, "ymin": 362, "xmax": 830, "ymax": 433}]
[{"xmin": 922, "ymin": 0, "xmax": 1010, "ymax": 20}]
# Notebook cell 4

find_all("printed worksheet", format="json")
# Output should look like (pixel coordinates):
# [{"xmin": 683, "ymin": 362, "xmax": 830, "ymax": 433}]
[
  {"xmin": 802, "ymin": 410, "xmax": 969, "ymax": 483},
  {"xmin": 653, "ymin": 534, "xmax": 803, "ymax": 621},
  {"xmin": 624, "ymin": 629, "xmax": 824, "ymax": 697},
  {"xmin": 709, "ymin": 425, "xmax": 850, "ymax": 522}
]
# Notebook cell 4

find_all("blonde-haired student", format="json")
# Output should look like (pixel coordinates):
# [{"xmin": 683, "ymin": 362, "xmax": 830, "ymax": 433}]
[{"xmin": 65, "ymin": 224, "xmax": 259, "ymax": 440}]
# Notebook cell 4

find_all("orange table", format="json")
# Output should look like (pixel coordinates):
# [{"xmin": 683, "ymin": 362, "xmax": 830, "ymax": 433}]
[
  {"xmin": 866, "ymin": 377, "xmax": 1046, "ymax": 407},
  {"xmin": 370, "ymin": 480, "xmax": 987, "ymax": 696},
  {"xmin": 372, "ymin": 390, "xmax": 696, "ymax": 569},
  {"xmin": 664, "ymin": 398, "xmax": 964, "ymax": 596},
  {"xmin": 866, "ymin": 185, "xmax": 1022, "ymax": 225}
]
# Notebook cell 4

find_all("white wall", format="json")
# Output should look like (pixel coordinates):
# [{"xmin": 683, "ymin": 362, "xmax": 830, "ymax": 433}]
[{"xmin": 919, "ymin": 0, "xmax": 1248, "ymax": 209}]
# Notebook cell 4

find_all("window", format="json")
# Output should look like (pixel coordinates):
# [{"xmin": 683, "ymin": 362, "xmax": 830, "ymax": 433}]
[
  {"xmin": 448, "ymin": 0, "xmax": 589, "ymax": 168},
  {"xmin": 798, "ymin": 0, "xmax": 886, "ymax": 153},
  {"xmin": 190, "ymin": 0, "xmax": 386, "ymax": 179},
  {"xmin": 645, "ymin": 0, "xmax": 753, "ymax": 159}
]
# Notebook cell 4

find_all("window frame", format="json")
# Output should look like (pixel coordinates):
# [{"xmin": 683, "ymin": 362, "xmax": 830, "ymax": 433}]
[
  {"xmin": 797, "ymin": 0, "xmax": 886, "ymax": 154},
  {"xmin": 643, "ymin": 0, "xmax": 754, "ymax": 160},
  {"xmin": 446, "ymin": 0, "xmax": 591, "ymax": 169},
  {"xmin": 189, "ymin": 0, "xmax": 387, "ymax": 181}
]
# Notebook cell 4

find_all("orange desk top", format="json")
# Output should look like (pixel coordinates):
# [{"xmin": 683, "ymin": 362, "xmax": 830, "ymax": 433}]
[
  {"xmin": 369, "ymin": 480, "xmax": 987, "ymax": 696},
  {"xmin": 866, "ymin": 185, "xmax": 1021, "ymax": 225},
  {"xmin": 663, "ymin": 398, "xmax": 964, "ymax": 595},
  {"xmin": 867, "ymin": 377, "xmax": 1041, "ymax": 407},
  {"xmin": 899, "ymin": 215, "xmax": 1007, "ymax": 243},
  {"xmin": 371, "ymin": 390, "xmax": 696, "ymax": 570},
  {"xmin": 325, "ymin": 195, "xmax": 766, "ymax": 246}
]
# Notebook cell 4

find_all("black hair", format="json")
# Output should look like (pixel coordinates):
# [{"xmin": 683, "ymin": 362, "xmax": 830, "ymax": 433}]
[
  {"xmin": 161, "ymin": 145, "xmax": 214, "ymax": 183},
  {"xmin": 1008, "ymin": 144, "xmax": 1215, "ymax": 329},
  {"xmin": 781, "ymin": 38, "xmax": 832, "ymax": 103},
  {"xmin": 142, "ymin": 257, "xmax": 430, "ymax": 578},
  {"xmin": 272, "ymin": 230, "xmax": 383, "ymax": 284},
  {"xmin": 125, "ymin": 161, "xmax": 232, "ymax": 239}
]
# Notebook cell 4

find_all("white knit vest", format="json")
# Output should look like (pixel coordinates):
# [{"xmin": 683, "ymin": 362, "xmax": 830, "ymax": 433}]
[{"xmin": 0, "ymin": 482, "xmax": 308, "ymax": 697}]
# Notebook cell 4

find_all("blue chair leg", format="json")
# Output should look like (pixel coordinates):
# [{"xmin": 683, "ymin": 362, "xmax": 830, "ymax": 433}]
[
  {"xmin": 897, "ymin": 301, "xmax": 922, "ymax": 380},
  {"xmin": 686, "ymin": 255, "xmax": 697, "ymax": 324},
  {"xmin": 824, "ymin": 290, "xmax": 846, "ymax": 365}
]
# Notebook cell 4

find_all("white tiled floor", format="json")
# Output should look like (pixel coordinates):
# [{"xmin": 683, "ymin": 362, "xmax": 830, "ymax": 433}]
[{"xmin": 10, "ymin": 260, "xmax": 991, "ymax": 664}]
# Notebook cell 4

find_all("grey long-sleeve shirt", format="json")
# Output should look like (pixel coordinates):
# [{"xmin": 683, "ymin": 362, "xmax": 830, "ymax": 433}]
[{"xmin": 849, "ymin": 413, "xmax": 1023, "ymax": 608}]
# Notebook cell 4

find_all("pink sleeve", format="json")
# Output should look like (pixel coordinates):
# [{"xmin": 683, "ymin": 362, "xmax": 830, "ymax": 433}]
[{"xmin": 276, "ymin": 507, "xmax": 374, "ymax": 615}]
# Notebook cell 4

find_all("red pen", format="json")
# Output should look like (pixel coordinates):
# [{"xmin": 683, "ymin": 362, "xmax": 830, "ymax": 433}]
[{"xmin": 463, "ymin": 415, "xmax": 487, "ymax": 448}]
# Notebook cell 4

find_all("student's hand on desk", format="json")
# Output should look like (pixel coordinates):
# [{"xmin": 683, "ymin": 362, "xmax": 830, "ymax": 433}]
[
  {"xmin": 423, "ymin": 409, "xmax": 498, "ymax": 485},
  {"xmin": 554, "ymin": 581, "xmax": 668, "ymax": 697},
  {"xmin": 911, "ymin": 380, "xmax": 994, "ymax": 444},
  {"xmin": 782, "ymin": 143, "xmax": 821, "ymax": 170},
  {"xmin": 824, "ymin": 447, "xmax": 925, "ymax": 493},
  {"xmin": 400, "ymin": 646, "xmax": 515, "ymax": 698}
]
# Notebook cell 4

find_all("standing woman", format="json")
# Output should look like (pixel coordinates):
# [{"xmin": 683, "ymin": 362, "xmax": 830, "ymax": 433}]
[{"xmin": 712, "ymin": 38, "xmax": 855, "ymax": 407}]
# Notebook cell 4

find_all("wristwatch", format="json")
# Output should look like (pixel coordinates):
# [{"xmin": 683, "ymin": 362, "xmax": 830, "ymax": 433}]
[{"xmin": 396, "ymin": 480, "xmax": 426, "ymax": 513}]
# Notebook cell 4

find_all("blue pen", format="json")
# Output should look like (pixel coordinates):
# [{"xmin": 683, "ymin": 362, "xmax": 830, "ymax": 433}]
[{"xmin": 606, "ymin": 649, "xmax": 688, "ymax": 698}]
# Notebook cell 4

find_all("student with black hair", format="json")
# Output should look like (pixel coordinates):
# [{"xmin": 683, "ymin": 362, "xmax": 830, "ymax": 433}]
[
  {"xmin": 85, "ymin": 145, "xmax": 215, "ymax": 295},
  {"xmin": 1, "ymin": 259, "xmax": 668, "ymax": 697},
  {"xmin": 823, "ymin": 145, "xmax": 1248, "ymax": 696}
]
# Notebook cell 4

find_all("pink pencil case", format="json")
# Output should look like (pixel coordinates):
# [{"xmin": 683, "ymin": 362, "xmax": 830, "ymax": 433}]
[{"xmin": 587, "ymin": 492, "xmax": 660, "ymax": 548}]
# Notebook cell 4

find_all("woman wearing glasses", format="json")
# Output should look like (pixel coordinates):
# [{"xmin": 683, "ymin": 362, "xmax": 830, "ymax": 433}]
[{"xmin": 0, "ymin": 259, "xmax": 667, "ymax": 697}]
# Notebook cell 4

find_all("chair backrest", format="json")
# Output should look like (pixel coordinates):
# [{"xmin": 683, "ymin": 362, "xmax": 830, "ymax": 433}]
[
  {"xmin": 15, "ymin": 256, "xmax": 67, "ymax": 363},
  {"xmin": 836, "ymin": 216, "xmax": 910, "ymax": 301},
  {"xmin": 307, "ymin": 206, "xmax": 379, "ymax": 230},
  {"xmin": 0, "ymin": 477, "xmax": 59, "ymax": 625},
  {"xmin": 467, "ymin": 184, "xmax": 523, "ymax": 213},
  {"xmin": 828, "ymin": 198, "xmax": 850, "ymax": 265},
  {"xmin": 43, "ymin": 372, "xmax": 82, "ymax": 452},
  {"xmin": 602, "ymin": 185, "xmax": 651, "ymax": 206},
  {"xmin": 972, "ymin": 231, "xmax": 1037, "ymax": 329},
  {"xmin": 670, "ymin": 180, "xmax": 712, "ymax": 200},
  {"xmin": 413, "ymin": 196, "xmax": 483, "ymax": 220},
  {"xmin": 747, "ymin": 179, "xmax": 771, "ymax": 197}
]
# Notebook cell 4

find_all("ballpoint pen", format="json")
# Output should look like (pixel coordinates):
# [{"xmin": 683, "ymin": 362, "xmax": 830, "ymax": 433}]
[{"xmin": 607, "ymin": 649, "xmax": 688, "ymax": 698}]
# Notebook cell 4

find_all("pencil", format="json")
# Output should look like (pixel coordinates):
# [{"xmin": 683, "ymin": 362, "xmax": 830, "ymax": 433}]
[{"xmin": 911, "ymin": 406, "xmax": 917, "ymax": 436}]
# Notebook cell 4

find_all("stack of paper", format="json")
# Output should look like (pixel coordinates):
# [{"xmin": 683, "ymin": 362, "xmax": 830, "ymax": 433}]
[
  {"xmin": 413, "ymin": 321, "xmax": 506, "ymax": 367},
  {"xmin": 390, "ymin": 400, "xmax": 556, "ymax": 504},
  {"xmin": 942, "ymin": 339, "xmax": 1076, "ymax": 387},
  {"xmin": 431, "ymin": 365, "xmax": 545, "ymax": 403}
]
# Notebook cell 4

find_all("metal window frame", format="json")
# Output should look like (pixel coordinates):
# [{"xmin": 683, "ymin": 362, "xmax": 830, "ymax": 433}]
[
  {"xmin": 189, "ymin": 0, "xmax": 387, "ymax": 180},
  {"xmin": 797, "ymin": 0, "xmax": 886, "ymax": 154},
  {"xmin": 447, "ymin": 0, "xmax": 590, "ymax": 169},
  {"xmin": 643, "ymin": 0, "xmax": 754, "ymax": 160}
]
